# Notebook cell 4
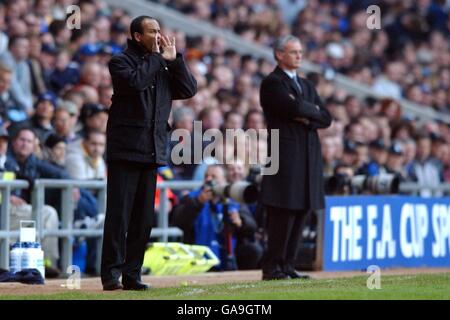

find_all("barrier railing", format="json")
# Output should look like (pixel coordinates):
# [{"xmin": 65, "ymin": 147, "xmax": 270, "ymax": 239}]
[
  {"xmin": 398, "ymin": 182, "xmax": 450, "ymax": 195},
  {"xmin": 0, "ymin": 180, "xmax": 30, "ymax": 269}
]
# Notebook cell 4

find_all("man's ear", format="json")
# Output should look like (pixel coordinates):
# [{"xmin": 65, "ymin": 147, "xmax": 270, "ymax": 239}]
[
  {"xmin": 133, "ymin": 32, "xmax": 141, "ymax": 43},
  {"xmin": 274, "ymin": 49, "xmax": 283, "ymax": 62}
]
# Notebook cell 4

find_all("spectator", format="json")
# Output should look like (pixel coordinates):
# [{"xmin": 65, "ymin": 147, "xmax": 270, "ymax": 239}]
[
  {"xmin": 65, "ymin": 129, "xmax": 106, "ymax": 180},
  {"xmin": 168, "ymin": 106, "xmax": 199, "ymax": 180},
  {"xmin": 5, "ymin": 127, "xmax": 64, "ymax": 273},
  {"xmin": 0, "ymin": 36, "xmax": 33, "ymax": 115},
  {"xmin": 8, "ymin": 91, "xmax": 56, "ymax": 143},
  {"xmin": 344, "ymin": 120, "xmax": 365, "ymax": 143},
  {"xmin": 244, "ymin": 109, "xmax": 265, "ymax": 131},
  {"xmin": 27, "ymin": 35, "xmax": 48, "ymax": 97},
  {"xmin": 78, "ymin": 61, "xmax": 102, "ymax": 89},
  {"xmin": 403, "ymin": 138, "xmax": 417, "ymax": 168},
  {"xmin": 79, "ymin": 103, "xmax": 108, "ymax": 137},
  {"xmin": 225, "ymin": 160, "xmax": 263, "ymax": 269},
  {"xmin": 52, "ymin": 103, "xmax": 82, "ymax": 155},
  {"xmin": 0, "ymin": 62, "xmax": 19, "ymax": 125},
  {"xmin": 198, "ymin": 106, "xmax": 223, "ymax": 131},
  {"xmin": 372, "ymin": 62, "xmax": 405, "ymax": 100},
  {"xmin": 386, "ymin": 142, "xmax": 408, "ymax": 180},
  {"xmin": 0, "ymin": 126, "xmax": 9, "ymax": 170},
  {"xmin": 48, "ymin": 19, "xmax": 72, "ymax": 49},
  {"xmin": 49, "ymin": 128, "xmax": 104, "ymax": 275},
  {"xmin": 407, "ymin": 132, "xmax": 443, "ymax": 197},
  {"xmin": 222, "ymin": 111, "xmax": 243, "ymax": 131},
  {"xmin": 344, "ymin": 95, "xmax": 362, "ymax": 121},
  {"xmin": 321, "ymin": 135, "xmax": 338, "ymax": 176},
  {"xmin": 357, "ymin": 139, "xmax": 388, "ymax": 176},
  {"xmin": 354, "ymin": 142, "xmax": 369, "ymax": 171},
  {"xmin": 98, "ymin": 84, "xmax": 113, "ymax": 109},
  {"xmin": 440, "ymin": 143, "xmax": 450, "ymax": 183},
  {"xmin": 49, "ymin": 49, "xmax": 80, "ymax": 94},
  {"xmin": 380, "ymin": 98, "xmax": 402, "ymax": 122},
  {"xmin": 340, "ymin": 140, "xmax": 358, "ymax": 168},
  {"xmin": 42, "ymin": 132, "xmax": 66, "ymax": 168}
]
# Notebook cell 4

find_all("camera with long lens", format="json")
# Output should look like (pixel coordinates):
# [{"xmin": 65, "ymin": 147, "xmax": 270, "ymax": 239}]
[
  {"xmin": 205, "ymin": 180, "xmax": 259, "ymax": 204},
  {"xmin": 324, "ymin": 173, "xmax": 352, "ymax": 195},
  {"xmin": 203, "ymin": 166, "xmax": 262, "ymax": 204},
  {"xmin": 325, "ymin": 173, "xmax": 401, "ymax": 195}
]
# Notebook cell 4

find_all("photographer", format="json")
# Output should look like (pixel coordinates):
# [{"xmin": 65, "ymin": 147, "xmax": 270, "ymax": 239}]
[
  {"xmin": 357, "ymin": 139, "xmax": 388, "ymax": 176},
  {"xmin": 386, "ymin": 142, "xmax": 408, "ymax": 180},
  {"xmin": 171, "ymin": 164, "xmax": 262, "ymax": 271},
  {"xmin": 326, "ymin": 162, "xmax": 401, "ymax": 195},
  {"xmin": 324, "ymin": 163, "xmax": 355, "ymax": 195}
]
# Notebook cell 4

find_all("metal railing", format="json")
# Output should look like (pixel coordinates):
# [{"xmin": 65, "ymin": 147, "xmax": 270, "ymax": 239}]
[
  {"xmin": 399, "ymin": 182, "xmax": 450, "ymax": 195},
  {"xmin": 0, "ymin": 180, "xmax": 30, "ymax": 269}
]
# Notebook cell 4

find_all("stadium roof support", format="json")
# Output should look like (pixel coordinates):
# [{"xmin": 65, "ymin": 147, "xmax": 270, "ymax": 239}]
[{"xmin": 105, "ymin": 0, "xmax": 450, "ymax": 124}]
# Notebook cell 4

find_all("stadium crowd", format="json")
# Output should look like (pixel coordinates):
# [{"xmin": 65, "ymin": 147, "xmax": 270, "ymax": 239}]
[
  {"xmin": 156, "ymin": 0, "xmax": 450, "ymax": 112},
  {"xmin": 0, "ymin": 0, "xmax": 448, "ymax": 276}
]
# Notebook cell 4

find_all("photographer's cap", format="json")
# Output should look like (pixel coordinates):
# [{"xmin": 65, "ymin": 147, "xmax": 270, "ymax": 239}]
[
  {"xmin": 389, "ymin": 143, "xmax": 403, "ymax": 155},
  {"xmin": 79, "ymin": 43, "xmax": 100, "ymax": 56},
  {"xmin": 343, "ymin": 140, "xmax": 357, "ymax": 154},
  {"xmin": 369, "ymin": 139, "xmax": 387, "ymax": 150}
]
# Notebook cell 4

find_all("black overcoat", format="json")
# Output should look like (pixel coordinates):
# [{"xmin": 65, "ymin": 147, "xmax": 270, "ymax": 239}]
[
  {"xmin": 106, "ymin": 39, "xmax": 197, "ymax": 164},
  {"xmin": 260, "ymin": 66, "xmax": 332, "ymax": 211}
]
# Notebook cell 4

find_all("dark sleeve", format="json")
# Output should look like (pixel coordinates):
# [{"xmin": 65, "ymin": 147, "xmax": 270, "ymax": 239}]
[
  {"xmin": 406, "ymin": 162, "xmax": 418, "ymax": 182},
  {"xmin": 171, "ymin": 194, "xmax": 203, "ymax": 231},
  {"xmin": 108, "ymin": 53, "xmax": 166, "ymax": 92},
  {"xmin": 307, "ymin": 85, "xmax": 332, "ymax": 130},
  {"xmin": 36, "ymin": 160, "xmax": 70, "ymax": 179},
  {"xmin": 167, "ymin": 53, "xmax": 197, "ymax": 100},
  {"xmin": 260, "ymin": 76, "xmax": 331, "ymax": 122},
  {"xmin": 235, "ymin": 205, "xmax": 258, "ymax": 238}
]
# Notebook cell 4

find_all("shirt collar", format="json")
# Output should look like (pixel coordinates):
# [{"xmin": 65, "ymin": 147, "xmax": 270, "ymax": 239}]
[{"xmin": 283, "ymin": 69, "xmax": 297, "ymax": 79}]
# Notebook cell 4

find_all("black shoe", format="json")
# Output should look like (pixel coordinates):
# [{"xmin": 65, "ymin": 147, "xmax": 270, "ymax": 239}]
[
  {"xmin": 103, "ymin": 281, "xmax": 123, "ymax": 291},
  {"xmin": 262, "ymin": 271, "xmax": 290, "ymax": 281},
  {"xmin": 285, "ymin": 270, "xmax": 311, "ymax": 280},
  {"xmin": 122, "ymin": 280, "xmax": 149, "ymax": 291},
  {"xmin": 45, "ymin": 266, "xmax": 60, "ymax": 279}
]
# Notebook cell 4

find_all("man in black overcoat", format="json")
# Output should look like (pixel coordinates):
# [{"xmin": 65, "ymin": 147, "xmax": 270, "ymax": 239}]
[
  {"xmin": 259, "ymin": 35, "xmax": 332, "ymax": 280},
  {"xmin": 101, "ymin": 16, "xmax": 197, "ymax": 290}
]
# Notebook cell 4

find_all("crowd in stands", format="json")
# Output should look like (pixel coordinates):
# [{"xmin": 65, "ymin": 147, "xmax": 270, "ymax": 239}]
[
  {"xmin": 0, "ymin": 0, "xmax": 448, "ymax": 275},
  {"xmin": 157, "ymin": 0, "xmax": 450, "ymax": 190},
  {"xmin": 157, "ymin": 0, "xmax": 450, "ymax": 112}
]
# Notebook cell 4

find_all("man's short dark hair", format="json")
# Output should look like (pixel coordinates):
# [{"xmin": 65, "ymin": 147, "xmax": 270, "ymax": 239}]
[
  {"xmin": 12, "ymin": 127, "xmax": 36, "ymax": 141},
  {"xmin": 244, "ymin": 109, "xmax": 263, "ymax": 125},
  {"xmin": 130, "ymin": 15, "xmax": 156, "ymax": 40},
  {"xmin": 415, "ymin": 131, "xmax": 431, "ymax": 142},
  {"xmin": 224, "ymin": 110, "xmax": 241, "ymax": 122},
  {"xmin": 8, "ymin": 36, "xmax": 27, "ymax": 49},
  {"xmin": 207, "ymin": 164, "xmax": 226, "ymax": 176},
  {"xmin": 84, "ymin": 129, "xmax": 105, "ymax": 142}
]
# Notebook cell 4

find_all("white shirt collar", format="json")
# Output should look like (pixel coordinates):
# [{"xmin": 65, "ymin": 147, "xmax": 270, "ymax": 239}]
[{"xmin": 282, "ymin": 69, "xmax": 297, "ymax": 79}]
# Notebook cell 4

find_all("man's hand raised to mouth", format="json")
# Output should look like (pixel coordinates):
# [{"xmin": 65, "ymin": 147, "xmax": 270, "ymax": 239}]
[{"xmin": 160, "ymin": 35, "xmax": 176, "ymax": 61}]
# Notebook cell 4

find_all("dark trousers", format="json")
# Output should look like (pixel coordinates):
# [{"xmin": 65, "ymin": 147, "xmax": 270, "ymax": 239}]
[
  {"xmin": 235, "ymin": 241, "xmax": 264, "ymax": 270},
  {"xmin": 262, "ymin": 206, "xmax": 307, "ymax": 276},
  {"xmin": 101, "ymin": 161, "xmax": 157, "ymax": 285}
]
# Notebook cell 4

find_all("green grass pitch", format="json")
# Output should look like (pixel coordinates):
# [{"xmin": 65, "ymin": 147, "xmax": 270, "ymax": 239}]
[{"xmin": 1, "ymin": 273, "xmax": 449, "ymax": 300}]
